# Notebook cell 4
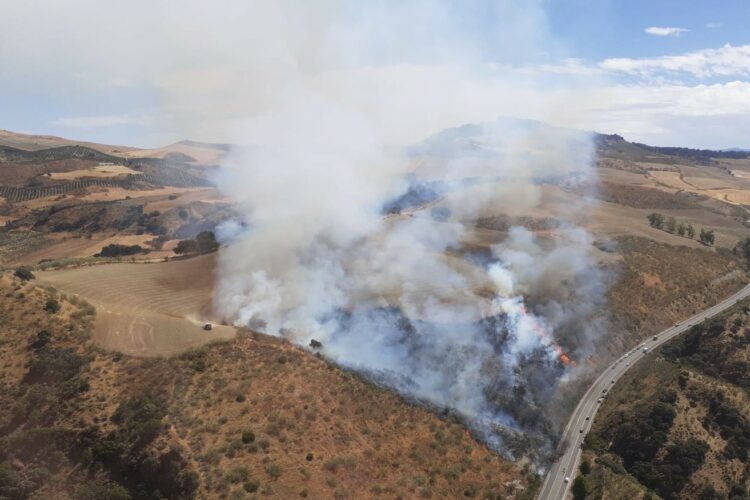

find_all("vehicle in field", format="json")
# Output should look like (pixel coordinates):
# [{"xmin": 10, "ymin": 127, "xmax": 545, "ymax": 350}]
[{"xmin": 203, "ymin": 323, "xmax": 212, "ymax": 331}]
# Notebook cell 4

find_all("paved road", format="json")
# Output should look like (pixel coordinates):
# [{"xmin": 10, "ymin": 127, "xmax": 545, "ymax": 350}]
[{"xmin": 537, "ymin": 283, "xmax": 750, "ymax": 500}]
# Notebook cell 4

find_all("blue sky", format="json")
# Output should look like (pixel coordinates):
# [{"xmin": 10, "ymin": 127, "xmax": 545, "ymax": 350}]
[
  {"xmin": 548, "ymin": 0, "xmax": 750, "ymax": 60},
  {"xmin": 1, "ymin": 0, "xmax": 749, "ymax": 149}
]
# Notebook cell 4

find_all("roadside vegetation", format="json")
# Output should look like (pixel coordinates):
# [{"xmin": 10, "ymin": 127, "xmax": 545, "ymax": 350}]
[{"xmin": 579, "ymin": 299, "xmax": 750, "ymax": 499}]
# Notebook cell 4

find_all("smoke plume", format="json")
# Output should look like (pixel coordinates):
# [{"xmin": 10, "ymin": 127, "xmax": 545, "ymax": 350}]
[{"xmin": 212, "ymin": 1, "xmax": 608, "ymax": 461}]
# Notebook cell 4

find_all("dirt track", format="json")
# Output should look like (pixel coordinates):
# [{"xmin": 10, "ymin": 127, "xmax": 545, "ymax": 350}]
[{"xmin": 37, "ymin": 254, "xmax": 235, "ymax": 356}]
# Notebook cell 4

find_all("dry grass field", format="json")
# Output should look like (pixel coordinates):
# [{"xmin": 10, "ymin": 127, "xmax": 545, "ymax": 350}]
[
  {"xmin": 3, "ymin": 130, "xmax": 750, "ymax": 498},
  {"xmin": 121, "ymin": 142, "xmax": 227, "ymax": 166},
  {"xmin": 47, "ymin": 163, "xmax": 142, "ymax": 180},
  {"xmin": 36, "ymin": 254, "xmax": 234, "ymax": 356},
  {"xmin": 0, "ymin": 272, "xmax": 531, "ymax": 500}
]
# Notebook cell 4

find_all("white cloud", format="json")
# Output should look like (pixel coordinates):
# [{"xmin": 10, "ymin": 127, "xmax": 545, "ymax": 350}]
[
  {"xmin": 601, "ymin": 44, "xmax": 750, "ymax": 79},
  {"xmin": 706, "ymin": 22, "xmax": 722, "ymax": 29},
  {"xmin": 0, "ymin": 1, "xmax": 748, "ymax": 149},
  {"xmin": 644, "ymin": 26, "xmax": 689, "ymax": 37},
  {"xmin": 571, "ymin": 81, "xmax": 750, "ymax": 148}
]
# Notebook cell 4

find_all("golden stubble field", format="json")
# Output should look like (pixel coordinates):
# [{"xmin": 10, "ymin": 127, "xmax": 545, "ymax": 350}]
[{"xmin": 36, "ymin": 254, "xmax": 235, "ymax": 356}]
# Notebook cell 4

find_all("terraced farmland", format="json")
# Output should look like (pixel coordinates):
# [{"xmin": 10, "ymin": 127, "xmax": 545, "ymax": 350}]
[
  {"xmin": 0, "ymin": 171, "xmax": 212, "ymax": 203},
  {"xmin": 0, "ymin": 230, "xmax": 52, "ymax": 263},
  {"xmin": 36, "ymin": 254, "xmax": 234, "ymax": 356}
]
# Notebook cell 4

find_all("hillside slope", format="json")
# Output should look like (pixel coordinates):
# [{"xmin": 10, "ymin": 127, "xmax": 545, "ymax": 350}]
[
  {"xmin": 577, "ymin": 298, "xmax": 750, "ymax": 499},
  {"xmin": 0, "ymin": 272, "xmax": 531, "ymax": 499}
]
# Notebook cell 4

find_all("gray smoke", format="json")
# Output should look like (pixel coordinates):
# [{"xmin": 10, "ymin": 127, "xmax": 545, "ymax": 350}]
[{"xmin": 211, "ymin": 2, "xmax": 608, "ymax": 461}]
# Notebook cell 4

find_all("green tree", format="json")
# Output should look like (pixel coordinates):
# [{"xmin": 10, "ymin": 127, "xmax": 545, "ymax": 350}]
[
  {"xmin": 579, "ymin": 460, "xmax": 591, "ymax": 475},
  {"xmin": 195, "ymin": 231, "xmax": 219, "ymax": 253},
  {"xmin": 666, "ymin": 216, "xmax": 677, "ymax": 233},
  {"xmin": 647, "ymin": 213, "xmax": 665, "ymax": 229},
  {"xmin": 44, "ymin": 298, "xmax": 60, "ymax": 314},
  {"xmin": 174, "ymin": 239, "xmax": 199, "ymax": 254},
  {"xmin": 14, "ymin": 267, "xmax": 35, "ymax": 281},
  {"xmin": 734, "ymin": 237, "xmax": 750, "ymax": 267},
  {"xmin": 677, "ymin": 223, "xmax": 687, "ymax": 237},
  {"xmin": 686, "ymin": 224, "xmax": 695, "ymax": 239},
  {"xmin": 699, "ymin": 229, "xmax": 715, "ymax": 246},
  {"xmin": 571, "ymin": 476, "xmax": 588, "ymax": 500}
]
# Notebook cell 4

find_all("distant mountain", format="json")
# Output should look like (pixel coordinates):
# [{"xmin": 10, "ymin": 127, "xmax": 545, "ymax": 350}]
[
  {"xmin": 596, "ymin": 133, "xmax": 750, "ymax": 163},
  {"xmin": 0, "ymin": 129, "xmax": 138, "ymax": 155}
]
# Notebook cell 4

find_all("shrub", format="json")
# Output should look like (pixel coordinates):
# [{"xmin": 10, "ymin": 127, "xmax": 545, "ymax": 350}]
[
  {"xmin": 43, "ymin": 299, "xmax": 60, "ymax": 314},
  {"xmin": 14, "ymin": 267, "xmax": 35, "ymax": 281},
  {"xmin": 174, "ymin": 231, "xmax": 218, "ymax": 255},
  {"xmin": 25, "ymin": 346, "xmax": 86, "ymax": 384},
  {"xmin": 174, "ymin": 239, "xmax": 198, "ymax": 254},
  {"xmin": 29, "ymin": 330, "xmax": 52, "ymax": 350},
  {"xmin": 244, "ymin": 479, "xmax": 260, "ymax": 492},
  {"xmin": 241, "ymin": 430, "xmax": 255, "ymax": 444},
  {"xmin": 95, "ymin": 244, "xmax": 143, "ymax": 258},
  {"xmin": 579, "ymin": 460, "xmax": 590, "ymax": 475},
  {"xmin": 571, "ymin": 476, "xmax": 588, "ymax": 500},
  {"xmin": 266, "ymin": 463, "xmax": 282, "ymax": 479},
  {"xmin": 226, "ymin": 466, "xmax": 249, "ymax": 483}
]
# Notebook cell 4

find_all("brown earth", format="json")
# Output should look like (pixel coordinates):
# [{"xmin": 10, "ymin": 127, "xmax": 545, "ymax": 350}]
[
  {"xmin": 606, "ymin": 236, "xmax": 748, "ymax": 347},
  {"xmin": 0, "ymin": 272, "xmax": 531, "ymax": 499}
]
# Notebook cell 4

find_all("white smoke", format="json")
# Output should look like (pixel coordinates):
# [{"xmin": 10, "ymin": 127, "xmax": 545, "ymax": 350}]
[{"xmin": 211, "ymin": 2, "xmax": 608, "ymax": 460}]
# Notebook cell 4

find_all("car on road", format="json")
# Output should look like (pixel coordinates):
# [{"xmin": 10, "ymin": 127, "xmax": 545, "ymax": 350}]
[
  {"xmin": 579, "ymin": 429, "xmax": 583, "ymax": 433},
  {"xmin": 653, "ymin": 335, "xmax": 658, "ymax": 340},
  {"xmin": 585, "ymin": 416, "xmax": 590, "ymax": 420},
  {"xmin": 564, "ymin": 477, "xmax": 570, "ymax": 483},
  {"xmin": 597, "ymin": 398, "xmax": 602, "ymax": 403}
]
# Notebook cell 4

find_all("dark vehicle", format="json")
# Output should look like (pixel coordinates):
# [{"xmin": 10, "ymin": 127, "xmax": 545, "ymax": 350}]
[{"xmin": 203, "ymin": 323, "xmax": 213, "ymax": 331}]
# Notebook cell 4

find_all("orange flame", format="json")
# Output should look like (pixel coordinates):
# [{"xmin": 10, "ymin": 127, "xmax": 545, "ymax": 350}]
[{"xmin": 519, "ymin": 304, "xmax": 576, "ymax": 367}]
